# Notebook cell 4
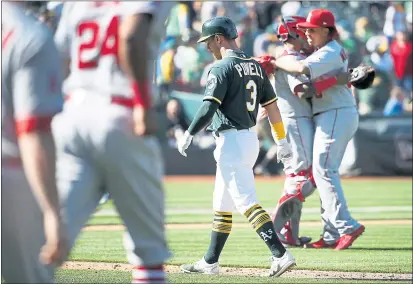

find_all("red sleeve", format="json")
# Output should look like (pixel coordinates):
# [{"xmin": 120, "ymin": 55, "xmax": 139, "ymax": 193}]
[
  {"xmin": 15, "ymin": 116, "xmax": 54, "ymax": 137},
  {"xmin": 313, "ymin": 76, "xmax": 338, "ymax": 93}
]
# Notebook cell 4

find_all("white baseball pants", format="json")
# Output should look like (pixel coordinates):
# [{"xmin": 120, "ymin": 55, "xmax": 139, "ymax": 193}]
[{"xmin": 212, "ymin": 129, "xmax": 260, "ymax": 215}]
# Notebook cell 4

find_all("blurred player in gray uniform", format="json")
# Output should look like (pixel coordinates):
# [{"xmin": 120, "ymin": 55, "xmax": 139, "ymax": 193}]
[
  {"xmin": 274, "ymin": 9, "xmax": 365, "ymax": 250},
  {"xmin": 53, "ymin": 2, "xmax": 174, "ymax": 282},
  {"xmin": 2, "ymin": 2, "xmax": 67, "ymax": 282}
]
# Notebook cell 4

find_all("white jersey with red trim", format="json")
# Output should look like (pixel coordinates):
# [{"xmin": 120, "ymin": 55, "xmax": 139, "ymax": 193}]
[
  {"xmin": 54, "ymin": 1, "xmax": 173, "ymax": 99},
  {"xmin": 272, "ymin": 49, "xmax": 313, "ymax": 118},
  {"xmin": 1, "ymin": 2, "xmax": 63, "ymax": 160},
  {"xmin": 302, "ymin": 40, "xmax": 356, "ymax": 114}
]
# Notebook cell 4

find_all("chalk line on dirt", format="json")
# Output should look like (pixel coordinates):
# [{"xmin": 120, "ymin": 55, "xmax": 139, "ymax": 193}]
[{"xmin": 61, "ymin": 261, "xmax": 412, "ymax": 281}]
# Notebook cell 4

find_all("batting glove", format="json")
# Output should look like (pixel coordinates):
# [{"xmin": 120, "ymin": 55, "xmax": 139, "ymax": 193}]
[
  {"xmin": 276, "ymin": 138, "xmax": 293, "ymax": 164},
  {"xmin": 177, "ymin": 131, "xmax": 193, "ymax": 157}
]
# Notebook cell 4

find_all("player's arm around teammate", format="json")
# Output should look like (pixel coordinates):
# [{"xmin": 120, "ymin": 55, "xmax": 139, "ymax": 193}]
[
  {"xmin": 271, "ymin": 54, "xmax": 351, "ymax": 99},
  {"xmin": 271, "ymin": 9, "xmax": 365, "ymax": 250},
  {"xmin": 256, "ymin": 57, "xmax": 352, "ymax": 101}
]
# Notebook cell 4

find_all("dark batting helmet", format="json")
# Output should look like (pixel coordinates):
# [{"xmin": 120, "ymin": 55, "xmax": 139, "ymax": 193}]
[{"xmin": 197, "ymin": 16, "xmax": 238, "ymax": 43}]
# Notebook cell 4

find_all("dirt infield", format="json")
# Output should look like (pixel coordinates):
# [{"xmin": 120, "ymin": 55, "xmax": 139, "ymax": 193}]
[
  {"xmin": 83, "ymin": 219, "xmax": 412, "ymax": 232},
  {"xmin": 164, "ymin": 175, "xmax": 412, "ymax": 183},
  {"xmin": 62, "ymin": 261, "xmax": 413, "ymax": 281}
]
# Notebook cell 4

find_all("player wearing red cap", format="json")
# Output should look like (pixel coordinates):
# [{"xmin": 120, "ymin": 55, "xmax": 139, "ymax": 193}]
[
  {"xmin": 269, "ymin": 16, "xmax": 316, "ymax": 248},
  {"xmin": 273, "ymin": 9, "xmax": 365, "ymax": 250},
  {"xmin": 255, "ymin": 16, "xmax": 351, "ymax": 248}
]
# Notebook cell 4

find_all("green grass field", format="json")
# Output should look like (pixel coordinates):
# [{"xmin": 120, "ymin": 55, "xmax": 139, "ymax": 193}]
[
  {"xmin": 58, "ymin": 178, "xmax": 413, "ymax": 283},
  {"xmin": 55, "ymin": 270, "xmax": 411, "ymax": 284},
  {"xmin": 69, "ymin": 224, "xmax": 412, "ymax": 273}
]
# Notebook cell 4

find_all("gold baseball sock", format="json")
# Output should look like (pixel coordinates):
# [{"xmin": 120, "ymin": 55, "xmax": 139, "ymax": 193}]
[
  {"xmin": 204, "ymin": 211, "xmax": 232, "ymax": 264},
  {"xmin": 244, "ymin": 204, "xmax": 286, "ymax": 258}
]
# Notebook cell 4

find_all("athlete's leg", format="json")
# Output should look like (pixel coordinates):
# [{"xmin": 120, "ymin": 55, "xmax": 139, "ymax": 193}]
[
  {"xmin": 220, "ymin": 130, "xmax": 295, "ymax": 276},
  {"xmin": 52, "ymin": 107, "xmax": 103, "ymax": 251},
  {"xmin": 2, "ymin": 166, "xmax": 54, "ymax": 283},
  {"xmin": 217, "ymin": 130, "xmax": 288, "ymax": 258},
  {"xmin": 202, "ymin": 157, "xmax": 235, "ymax": 264},
  {"xmin": 101, "ymin": 106, "xmax": 170, "ymax": 282},
  {"xmin": 283, "ymin": 116, "xmax": 315, "ymax": 185},
  {"xmin": 273, "ymin": 116, "xmax": 316, "ymax": 246},
  {"xmin": 312, "ymin": 107, "xmax": 362, "ymax": 244},
  {"xmin": 180, "ymin": 134, "xmax": 235, "ymax": 274}
]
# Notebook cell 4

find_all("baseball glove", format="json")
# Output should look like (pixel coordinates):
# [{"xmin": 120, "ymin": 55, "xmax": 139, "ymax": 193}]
[
  {"xmin": 349, "ymin": 65, "xmax": 375, "ymax": 89},
  {"xmin": 253, "ymin": 55, "xmax": 276, "ymax": 75}
]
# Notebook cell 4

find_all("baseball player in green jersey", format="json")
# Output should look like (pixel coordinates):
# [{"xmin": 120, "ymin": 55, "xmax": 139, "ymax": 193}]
[{"xmin": 177, "ymin": 16, "xmax": 295, "ymax": 277}]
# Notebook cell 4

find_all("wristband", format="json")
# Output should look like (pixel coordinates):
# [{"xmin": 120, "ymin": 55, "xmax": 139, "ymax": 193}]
[
  {"xmin": 131, "ymin": 81, "xmax": 151, "ymax": 109},
  {"xmin": 270, "ymin": 121, "xmax": 286, "ymax": 141}
]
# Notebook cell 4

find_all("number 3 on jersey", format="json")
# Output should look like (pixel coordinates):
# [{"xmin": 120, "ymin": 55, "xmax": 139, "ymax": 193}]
[
  {"xmin": 77, "ymin": 16, "xmax": 119, "ymax": 69},
  {"xmin": 246, "ymin": 80, "xmax": 257, "ymax": 111}
]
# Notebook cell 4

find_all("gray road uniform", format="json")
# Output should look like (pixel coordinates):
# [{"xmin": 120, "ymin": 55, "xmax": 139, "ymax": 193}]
[
  {"xmin": 2, "ymin": 2, "xmax": 63, "ymax": 282},
  {"xmin": 272, "ymin": 40, "xmax": 361, "ymax": 244},
  {"xmin": 53, "ymin": 1, "xmax": 173, "ymax": 267},
  {"xmin": 302, "ymin": 39, "xmax": 361, "ymax": 243},
  {"xmin": 271, "ymin": 48, "xmax": 317, "ymax": 245}
]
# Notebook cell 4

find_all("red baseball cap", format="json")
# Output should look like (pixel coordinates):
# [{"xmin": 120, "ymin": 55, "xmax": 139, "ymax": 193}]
[{"xmin": 297, "ymin": 9, "xmax": 336, "ymax": 29}]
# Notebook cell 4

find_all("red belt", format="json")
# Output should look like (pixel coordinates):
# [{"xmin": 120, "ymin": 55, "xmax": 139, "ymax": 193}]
[
  {"xmin": 65, "ymin": 94, "xmax": 134, "ymax": 109},
  {"xmin": 110, "ymin": 96, "xmax": 134, "ymax": 108}
]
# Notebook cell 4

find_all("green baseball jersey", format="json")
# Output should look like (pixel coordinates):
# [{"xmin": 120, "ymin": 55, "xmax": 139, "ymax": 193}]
[{"xmin": 203, "ymin": 50, "xmax": 277, "ymax": 132}]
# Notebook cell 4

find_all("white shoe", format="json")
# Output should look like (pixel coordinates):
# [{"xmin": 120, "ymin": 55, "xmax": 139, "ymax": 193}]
[
  {"xmin": 269, "ymin": 250, "xmax": 295, "ymax": 277},
  {"xmin": 180, "ymin": 257, "xmax": 219, "ymax": 275}
]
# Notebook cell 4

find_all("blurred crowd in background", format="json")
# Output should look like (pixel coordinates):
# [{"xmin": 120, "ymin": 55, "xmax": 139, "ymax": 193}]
[{"xmin": 24, "ymin": 1, "xmax": 413, "ymax": 174}]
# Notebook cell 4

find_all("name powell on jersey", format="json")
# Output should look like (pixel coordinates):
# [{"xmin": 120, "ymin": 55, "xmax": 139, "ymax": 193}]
[{"xmin": 234, "ymin": 62, "xmax": 264, "ymax": 79}]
